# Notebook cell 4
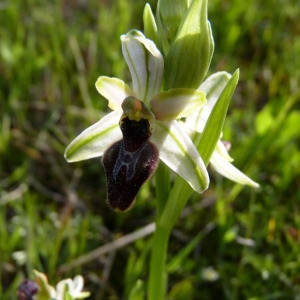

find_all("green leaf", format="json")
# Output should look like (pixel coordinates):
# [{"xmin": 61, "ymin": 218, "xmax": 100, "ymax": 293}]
[
  {"xmin": 167, "ymin": 278, "xmax": 194, "ymax": 300},
  {"xmin": 128, "ymin": 280, "xmax": 145, "ymax": 300},
  {"xmin": 167, "ymin": 222, "xmax": 215, "ymax": 273},
  {"xmin": 196, "ymin": 69, "xmax": 240, "ymax": 165}
]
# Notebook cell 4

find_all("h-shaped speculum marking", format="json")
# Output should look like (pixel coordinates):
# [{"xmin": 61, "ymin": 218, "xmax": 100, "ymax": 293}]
[{"xmin": 113, "ymin": 140, "xmax": 147, "ymax": 182}]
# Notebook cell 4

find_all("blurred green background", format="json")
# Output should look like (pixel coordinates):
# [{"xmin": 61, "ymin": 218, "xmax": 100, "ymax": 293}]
[{"xmin": 0, "ymin": 0, "xmax": 299, "ymax": 299}]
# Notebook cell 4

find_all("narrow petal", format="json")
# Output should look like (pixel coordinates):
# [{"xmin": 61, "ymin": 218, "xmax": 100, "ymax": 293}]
[
  {"xmin": 151, "ymin": 120, "xmax": 209, "ymax": 193},
  {"xmin": 150, "ymin": 88, "xmax": 206, "ymax": 121},
  {"xmin": 121, "ymin": 30, "xmax": 164, "ymax": 104},
  {"xmin": 95, "ymin": 76, "xmax": 135, "ymax": 112},
  {"xmin": 64, "ymin": 111, "xmax": 122, "ymax": 162},
  {"xmin": 210, "ymin": 151, "xmax": 259, "ymax": 188},
  {"xmin": 186, "ymin": 71, "xmax": 231, "ymax": 133}
]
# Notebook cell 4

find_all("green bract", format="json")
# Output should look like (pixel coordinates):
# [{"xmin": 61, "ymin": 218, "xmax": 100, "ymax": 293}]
[
  {"xmin": 185, "ymin": 71, "xmax": 259, "ymax": 188},
  {"xmin": 156, "ymin": 0, "xmax": 190, "ymax": 48},
  {"xmin": 164, "ymin": 0, "xmax": 214, "ymax": 89},
  {"xmin": 143, "ymin": 4, "xmax": 159, "ymax": 50},
  {"xmin": 64, "ymin": 30, "xmax": 209, "ymax": 195}
]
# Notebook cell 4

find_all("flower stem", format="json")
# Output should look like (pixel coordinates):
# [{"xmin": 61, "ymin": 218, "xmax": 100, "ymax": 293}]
[
  {"xmin": 148, "ymin": 224, "xmax": 170, "ymax": 300},
  {"xmin": 148, "ymin": 168, "xmax": 193, "ymax": 299},
  {"xmin": 160, "ymin": 176, "xmax": 192, "ymax": 230},
  {"xmin": 155, "ymin": 162, "xmax": 171, "ymax": 218},
  {"xmin": 148, "ymin": 163, "xmax": 171, "ymax": 299},
  {"xmin": 147, "ymin": 71, "xmax": 240, "ymax": 297}
]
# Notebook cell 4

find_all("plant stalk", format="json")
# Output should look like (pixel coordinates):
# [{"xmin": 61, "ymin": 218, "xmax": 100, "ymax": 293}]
[{"xmin": 148, "ymin": 224, "xmax": 170, "ymax": 300}]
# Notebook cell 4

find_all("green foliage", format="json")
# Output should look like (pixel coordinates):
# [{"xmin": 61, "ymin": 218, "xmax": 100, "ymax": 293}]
[
  {"xmin": 1, "ymin": 0, "xmax": 299, "ymax": 299},
  {"xmin": 198, "ymin": 70, "xmax": 239, "ymax": 165},
  {"xmin": 164, "ymin": 0, "xmax": 214, "ymax": 89}
]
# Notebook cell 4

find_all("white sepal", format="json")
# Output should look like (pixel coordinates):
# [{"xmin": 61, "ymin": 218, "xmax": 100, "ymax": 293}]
[
  {"xmin": 64, "ymin": 111, "xmax": 122, "ymax": 162},
  {"xmin": 186, "ymin": 71, "xmax": 232, "ymax": 133},
  {"xmin": 151, "ymin": 120, "xmax": 209, "ymax": 193},
  {"xmin": 210, "ymin": 151, "xmax": 259, "ymax": 188}
]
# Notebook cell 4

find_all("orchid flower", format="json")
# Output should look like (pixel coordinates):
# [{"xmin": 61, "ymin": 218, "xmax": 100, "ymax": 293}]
[
  {"xmin": 32, "ymin": 271, "xmax": 90, "ymax": 300},
  {"xmin": 64, "ymin": 30, "xmax": 209, "ymax": 211},
  {"xmin": 185, "ymin": 71, "xmax": 259, "ymax": 188},
  {"xmin": 55, "ymin": 275, "xmax": 90, "ymax": 300}
]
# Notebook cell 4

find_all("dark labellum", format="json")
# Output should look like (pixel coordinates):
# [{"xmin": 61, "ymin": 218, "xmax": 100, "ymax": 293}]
[
  {"xmin": 17, "ymin": 280, "xmax": 39, "ymax": 300},
  {"xmin": 102, "ymin": 117, "xmax": 159, "ymax": 211}
]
